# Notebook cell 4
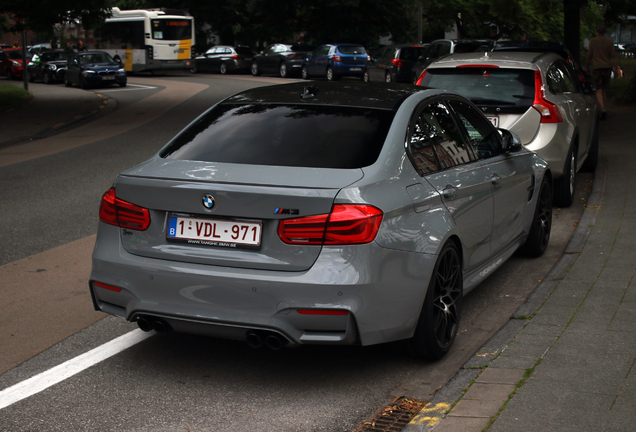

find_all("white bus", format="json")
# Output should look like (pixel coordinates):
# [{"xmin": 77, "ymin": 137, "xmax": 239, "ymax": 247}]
[{"xmin": 91, "ymin": 7, "xmax": 194, "ymax": 73}]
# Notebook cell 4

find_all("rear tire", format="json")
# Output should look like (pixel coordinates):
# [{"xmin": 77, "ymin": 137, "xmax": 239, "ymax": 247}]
[
  {"xmin": 43, "ymin": 72, "xmax": 52, "ymax": 84},
  {"xmin": 553, "ymin": 146, "xmax": 576, "ymax": 207},
  {"xmin": 581, "ymin": 121, "xmax": 599, "ymax": 172},
  {"xmin": 404, "ymin": 242, "xmax": 462, "ymax": 360},
  {"xmin": 6, "ymin": 69, "xmax": 13, "ymax": 80},
  {"xmin": 385, "ymin": 71, "xmax": 393, "ymax": 83},
  {"xmin": 326, "ymin": 67, "xmax": 338, "ymax": 81},
  {"xmin": 220, "ymin": 62, "xmax": 228, "ymax": 74},
  {"xmin": 279, "ymin": 62, "xmax": 287, "ymax": 78},
  {"xmin": 518, "ymin": 176, "xmax": 552, "ymax": 257},
  {"xmin": 363, "ymin": 70, "xmax": 369, "ymax": 82},
  {"xmin": 251, "ymin": 62, "xmax": 260, "ymax": 76},
  {"xmin": 301, "ymin": 66, "xmax": 309, "ymax": 80}
]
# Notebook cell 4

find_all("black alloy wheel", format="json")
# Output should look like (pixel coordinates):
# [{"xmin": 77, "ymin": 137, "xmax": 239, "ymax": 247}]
[
  {"xmin": 406, "ymin": 242, "xmax": 462, "ymax": 359},
  {"xmin": 43, "ymin": 71, "xmax": 51, "ymax": 84},
  {"xmin": 279, "ymin": 62, "xmax": 287, "ymax": 78},
  {"xmin": 220, "ymin": 62, "xmax": 228, "ymax": 74},
  {"xmin": 518, "ymin": 176, "xmax": 552, "ymax": 257},
  {"xmin": 385, "ymin": 71, "xmax": 393, "ymax": 82},
  {"xmin": 301, "ymin": 66, "xmax": 309, "ymax": 80}
]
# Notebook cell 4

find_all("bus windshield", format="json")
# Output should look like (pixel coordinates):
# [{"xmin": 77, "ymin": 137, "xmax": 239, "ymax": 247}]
[{"xmin": 151, "ymin": 19, "xmax": 192, "ymax": 40}]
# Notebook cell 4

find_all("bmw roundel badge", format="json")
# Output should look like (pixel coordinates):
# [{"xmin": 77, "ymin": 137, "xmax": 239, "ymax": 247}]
[{"xmin": 202, "ymin": 194, "xmax": 215, "ymax": 209}]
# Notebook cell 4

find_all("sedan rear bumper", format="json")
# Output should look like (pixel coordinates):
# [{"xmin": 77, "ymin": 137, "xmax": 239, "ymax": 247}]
[{"xmin": 90, "ymin": 223, "xmax": 436, "ymax": 346}]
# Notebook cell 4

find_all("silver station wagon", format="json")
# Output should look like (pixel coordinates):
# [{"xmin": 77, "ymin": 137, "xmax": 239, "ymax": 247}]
[
  {"xmin": 90, "ymin": 82, "xmax": 552, "ymax": 359},
  {"xmin": 417, "ymin": 51, "xmax": 598, "ymax": 207}
]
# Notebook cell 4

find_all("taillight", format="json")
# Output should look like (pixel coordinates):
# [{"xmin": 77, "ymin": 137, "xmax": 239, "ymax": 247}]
[
  {"xmin": 93, "ymin": 281, "xmax": 122, "ymax": 292},
  {"xmin": 532, "ymin": 70, "xmax": 563, "ymax": 123},
  {"xmin": 415, "ymin": 70, "xmax": 427, "ymax": 85},
  {"xmin": 297, "ymin": 310, "xmax": 348, "ymax": 315},
  {"xmin": 278, "ymin": 204, "xmax": 383, "ymax": 245},
  {"xmin": 333, "ymin": 55, "xmax": 342, "ymax": 62},
  {"xmin": 231, "ymin": 55, "xmax": 243, "ymax": 60},
  {"xmin": 391, "ymin": 59, "xmax": 403, "ymax": 67},
  {"xmin": 99, "ymin": 187, "xmax": 150, "ymax": 231}
]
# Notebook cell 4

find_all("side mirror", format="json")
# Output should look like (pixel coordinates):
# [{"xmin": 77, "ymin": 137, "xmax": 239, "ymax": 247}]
[{"xmin": 499, "ymin": 129, "xmax": 522, "ymax": 153}]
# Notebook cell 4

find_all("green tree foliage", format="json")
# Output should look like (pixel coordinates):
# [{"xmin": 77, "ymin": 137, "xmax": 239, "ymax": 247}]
[{"xmin": 0, "ymin": 0, "xmax": 113, "ymax": 33}]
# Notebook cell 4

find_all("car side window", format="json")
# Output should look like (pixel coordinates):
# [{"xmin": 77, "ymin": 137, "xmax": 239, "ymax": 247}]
[
  {"xmin": 546, "ymin": 66, "xmax": 562, "ymax": 94},
  {"xmin": 448, "ymin": 100, "xmax": 501, "ymax": 160},
  {"xmin": 439, "ymin": 43, "xmax": 451, "ymax": 56},
  {"xmin": 311, "ymin": 46, "xmax": 323, "ymax": 57},
  {"xmin": 375, "ymin": 47, "xmax": 386, "ymax": 60},
  {"xmin": 408, "ymin": 101, "xmax": 472, "ymax": 175},
  {"xmin": 264, "ymin": 46, "xmax": 276, "ymax": 55},
  {"xmin": 322, "ymin": 46, "xmax": 332, "ymax": 56},
  {"xmin": 555, "ymin": 62, "xmax": 577, "ymax": 93}
]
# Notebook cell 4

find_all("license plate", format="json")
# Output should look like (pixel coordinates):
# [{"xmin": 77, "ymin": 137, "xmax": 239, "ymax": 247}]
[
  {"xmin": 167, "ymin": 216, "xmax": 262, "ymax": 248},
  {"xmin": 102, "ymin": 76, "xmax": 115, "ymax": 80},
  {"xmin": 350, "ymin": 67, "xmax": 362, "ymax": 71},
  {"xmin": 487, "ymin": 116, "xmax": 499, "ymax": 128}
]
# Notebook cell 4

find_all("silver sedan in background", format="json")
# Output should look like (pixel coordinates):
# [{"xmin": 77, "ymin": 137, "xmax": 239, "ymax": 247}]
[
  {"xmin": 89, "ymin": 82, "xmax": 552, "ymax": 360},
  {"xmin": 417, "ymin": 51, "xmax": 598, "ymax": 207}
]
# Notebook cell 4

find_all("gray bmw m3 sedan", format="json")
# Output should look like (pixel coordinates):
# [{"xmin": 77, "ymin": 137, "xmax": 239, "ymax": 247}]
[{"xmin": 90, "ymin": 82, "xmax": 552, "ymax": 359}]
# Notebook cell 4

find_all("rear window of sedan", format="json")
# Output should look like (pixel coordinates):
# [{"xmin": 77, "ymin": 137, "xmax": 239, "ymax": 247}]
[
  {"xmin": 161, "ymin": 104, "xmax": 395, "ymax": 168},
  {"xmin": 419, "ymin": 68, "xmax": 535, "ymax": 106},
  {"xmin": 337, "ymin": 46, "xmax": 366, "ymax": 55}
]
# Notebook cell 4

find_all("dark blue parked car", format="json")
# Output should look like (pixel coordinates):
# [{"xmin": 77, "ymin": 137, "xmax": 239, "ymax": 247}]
[
  {"xmin": 301, "ymin": 44, "xmax": 367, "ymax": 81},
  {"xmin": 65, "ymin": 51, "xmax": 127, "ymax": 89}
]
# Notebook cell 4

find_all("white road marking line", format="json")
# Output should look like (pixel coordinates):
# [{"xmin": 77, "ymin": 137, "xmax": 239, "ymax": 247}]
[
  {"xmin": 0, "ymin": 329, "xmax": 152, "ymax": 410},
  {"xmin": 99, "ymin": 83, "xmax": 157, "ymax": 92}
]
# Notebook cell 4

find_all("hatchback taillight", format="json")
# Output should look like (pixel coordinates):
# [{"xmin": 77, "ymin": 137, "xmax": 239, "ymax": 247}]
[
  {"xmin": 415, "ymin": 70, "xmax": 427, "ymax": 85},
  {"xmin": 231, "ymin": 55, "xmax": 243, "ymax": 60},
  {"xmin": 278, "ymin": 204, "xmax": 383, "ymax": 245},
  {"xmin": 99, "ymin": 188, "xmax": 150, "ymax": 231},
  {"xmin": 532, "ymin": 70, "xmax": 563, "ymax": 123},
  {"xmin": 332, "ymin": 55, "xmax": 342, "ymax": 62},
  {"xmin": 391, "ymin": 59, "xmax": 403, "ymax": 67}
]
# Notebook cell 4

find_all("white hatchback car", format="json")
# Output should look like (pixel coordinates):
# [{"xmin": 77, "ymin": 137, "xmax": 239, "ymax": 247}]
[{"xmin": 417, "ymin": 51, "xmax": 599, "ymax": 207}]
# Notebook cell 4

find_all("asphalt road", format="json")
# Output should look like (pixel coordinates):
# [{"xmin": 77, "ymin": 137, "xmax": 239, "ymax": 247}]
[{"xmin": 0, "ymin": 72, "xmax": 592, "ymax": 431}]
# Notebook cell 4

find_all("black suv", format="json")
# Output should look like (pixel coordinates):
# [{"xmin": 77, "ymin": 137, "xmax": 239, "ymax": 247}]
[
  {"xmin": 413, "ymin": 39, "xmax": 494, "ymax": 83},
  {"xmin": 364, "ymin": 44, "xmax": 428, "ymax": 83}
]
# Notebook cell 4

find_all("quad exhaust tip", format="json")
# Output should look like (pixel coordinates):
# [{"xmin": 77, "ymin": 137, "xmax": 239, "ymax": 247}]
[
  {"xmin": 137, "ymin": 316, "xmax": 172, "ymax": 334},
  {"xmin": 246, "ymin": 331, "xmax": 288, "ymax": 350}
]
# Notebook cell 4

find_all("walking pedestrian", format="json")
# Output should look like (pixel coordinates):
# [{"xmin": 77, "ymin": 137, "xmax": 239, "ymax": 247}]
[
  {"xmin": 78, "ymin": 40, "xmax": 87, "ymax": 51},
  {"xmin": 586, "ymin": 23, "xmax": 620, "ymax": 120}
]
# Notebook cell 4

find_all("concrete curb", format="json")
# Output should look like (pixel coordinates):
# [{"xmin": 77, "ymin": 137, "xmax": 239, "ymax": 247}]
[{"xmin": 0, "ymin": 92, "xmax": 116, "ymax": 150}]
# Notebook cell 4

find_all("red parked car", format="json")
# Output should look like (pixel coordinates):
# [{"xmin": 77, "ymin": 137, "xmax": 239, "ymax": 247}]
[{"xmin": 0, "ymin": 48, "xmax": 31, "ymax": 80}]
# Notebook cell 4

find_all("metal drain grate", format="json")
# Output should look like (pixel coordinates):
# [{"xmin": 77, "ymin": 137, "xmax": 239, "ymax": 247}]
[{"xmin": 353, "ymin": 397, "xmax": 426, "ymax": 432}]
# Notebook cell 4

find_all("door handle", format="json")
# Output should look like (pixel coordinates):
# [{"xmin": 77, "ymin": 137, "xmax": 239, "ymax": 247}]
[
  {"xmin": 491, "ymin": 173, "xmax": 501, "ymax": 185},
  {"xmin": 442, "ymin": 185, "xmax": 457, "ymax": 199}
]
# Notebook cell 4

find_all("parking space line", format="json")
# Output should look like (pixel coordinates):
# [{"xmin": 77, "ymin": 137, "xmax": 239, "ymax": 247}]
[
  {"xmin": 99, "ymin": 83, "xmax": 157, "ymax": 92},
  {"xmin": 0, "ymin": 330, "xmax": 152, "ymax": 410}
]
